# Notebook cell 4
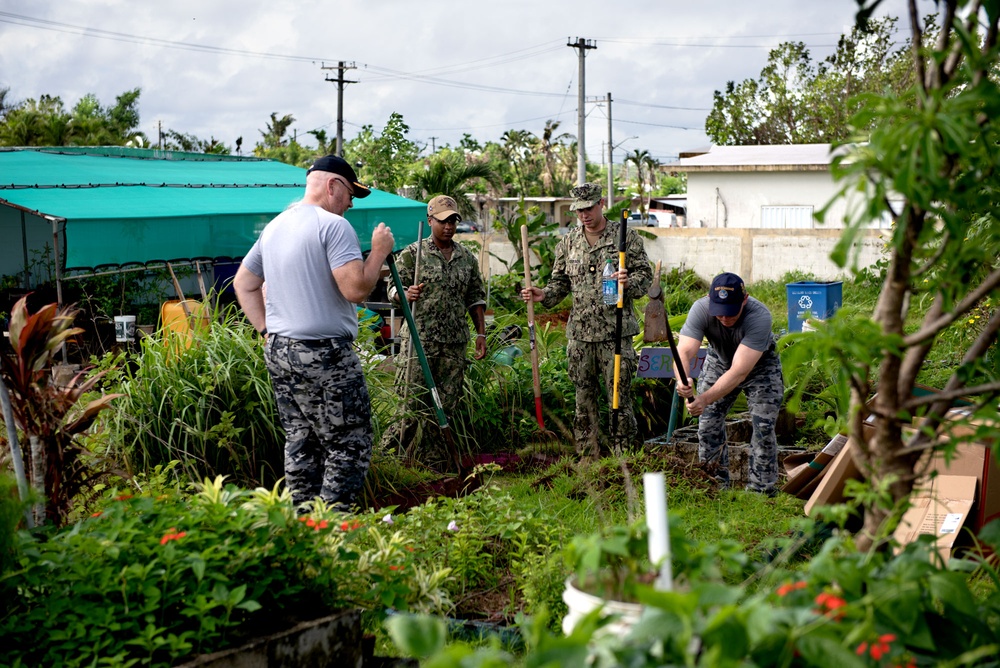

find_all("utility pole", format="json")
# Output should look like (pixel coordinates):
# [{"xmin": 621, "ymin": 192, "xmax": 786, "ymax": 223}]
[
  {"xmin": 567, "ymin": 37, "xmax": 596, "ymax": 187},
  {"xmin": 321, "ymin": 61, "xmax": 357, "ymax": 156},
  {"xmin": 606, "ymin": 92, "xmax": 613, "ymax": 207},
  {"xmin": 157, "ymin": 120, "xmax": 162, "ymax": 150},
  {"xmin": 429, "ymin": 136, "xmax": 437, "ymax": 154}
]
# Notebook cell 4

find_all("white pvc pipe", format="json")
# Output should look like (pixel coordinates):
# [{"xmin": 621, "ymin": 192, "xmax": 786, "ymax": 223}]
[{"xmin": 644, "ymin": 472, "xmax": 673, "ymax": 591}]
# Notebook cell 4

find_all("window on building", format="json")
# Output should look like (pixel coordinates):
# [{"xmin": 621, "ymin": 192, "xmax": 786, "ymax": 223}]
[{"xmin": 760, "ymin": 205, "xmax": 815, "ymax": 229}]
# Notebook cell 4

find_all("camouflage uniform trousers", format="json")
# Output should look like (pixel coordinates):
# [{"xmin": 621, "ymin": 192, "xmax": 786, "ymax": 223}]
[
  {"xmin": 696, "ymin": 346, "xmax": 783, "ymax": 494},
  {"xmin": 265, "ymin": 335, "xmax": 373, "ymax": 511},
  {"xmin": 381, "ymin": 339, "xmax": 467, "ymax": 469},
  {"xmin": 567, "ymin": 338, "xmax": 639, "ymax": 458}
]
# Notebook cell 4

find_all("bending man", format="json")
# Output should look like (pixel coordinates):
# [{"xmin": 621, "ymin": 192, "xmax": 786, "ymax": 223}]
[{"xmin": 674, "ymin": 273, "xmax": 783, "ymax": 495}]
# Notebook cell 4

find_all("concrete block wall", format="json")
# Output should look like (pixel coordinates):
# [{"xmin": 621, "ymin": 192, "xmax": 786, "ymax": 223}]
[{"xmin": 463, "ymin": 227, "xmax": 886, "ymax": 285}]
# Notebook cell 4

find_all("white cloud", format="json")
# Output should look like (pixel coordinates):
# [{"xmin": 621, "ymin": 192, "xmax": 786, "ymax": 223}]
[{"xmin": 0, "ymin": 0, "xmax": 921, "ymax": 163}]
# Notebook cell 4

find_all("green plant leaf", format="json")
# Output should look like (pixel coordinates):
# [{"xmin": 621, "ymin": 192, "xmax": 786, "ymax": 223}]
[{"xmin": 385, "ymin": 613, "xmax": 448, "ymax": 659}]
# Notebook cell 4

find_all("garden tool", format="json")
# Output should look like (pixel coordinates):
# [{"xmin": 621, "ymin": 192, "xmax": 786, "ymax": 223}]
[
  {"xmin": 166, "ymin": 262, "xmax": 194, "ymax": 322},
  {"xmin": 400, "ymin": 220, "xmax": 424, "ymax": 414},
  {"xmin": 387, "ymin": 252, "xmax": 462, "ymax": 473},
  {"xmin": 610, "ymin": 210, "xmax": 628, "ymax": 451},
  {"xmin": 643, "ymin": 260, "xmax": 668, "ymax": 343},
  {"xmin": 520, "ymin": 224, "xmax": 547, "ymax": 433}
]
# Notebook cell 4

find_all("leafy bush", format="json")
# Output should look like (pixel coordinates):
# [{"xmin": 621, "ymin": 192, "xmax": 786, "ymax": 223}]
[
  {"xmin": 393, "ymin": 523, "xmax": 1000, "ymax": 666},
  {"xmin": 0, "ymin": 476, "xmax": 454, "ymax": 667}
]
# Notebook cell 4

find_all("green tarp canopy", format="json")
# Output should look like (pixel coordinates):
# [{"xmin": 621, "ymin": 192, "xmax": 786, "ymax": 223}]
[{"xmin": 0, "ymin": 147, "xmax": 425, "ymax": 277}]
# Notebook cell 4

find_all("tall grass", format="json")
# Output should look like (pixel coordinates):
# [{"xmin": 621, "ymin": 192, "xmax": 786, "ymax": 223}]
[{"xmin": 104, "ymin": 306, "xmax": 282, "ymax": 487}]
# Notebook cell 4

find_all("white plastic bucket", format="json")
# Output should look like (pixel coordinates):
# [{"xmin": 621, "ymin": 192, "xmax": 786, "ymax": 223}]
[{"xmin": 114, "ymin": 315, "xmax": 136, "ymax": 342}]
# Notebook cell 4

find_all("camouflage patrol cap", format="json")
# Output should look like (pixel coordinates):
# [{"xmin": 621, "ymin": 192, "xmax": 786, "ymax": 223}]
[
  {"xmin": 427, "ymin": 195, "xmax": 462, "ymax": 222},
  {"xmin": 569, "ymin": 182, "xmax": 604, "ymax": 211}
]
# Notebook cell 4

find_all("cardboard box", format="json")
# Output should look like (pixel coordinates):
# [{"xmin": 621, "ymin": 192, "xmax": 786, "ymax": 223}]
[
  {"xmin": 892, "ymin": 475, "xmax": 976, "ymax": 563},
  {"xmin": 783, "ymin": 434, "xmax": 849, "ymax": 499},
  {"xmin": 916, "ymin": 409, "xmax": 1000, "ymax": 533},
  {"xmin": 804, "ymin": 437, "xmax": 861, "ymax": 516}
]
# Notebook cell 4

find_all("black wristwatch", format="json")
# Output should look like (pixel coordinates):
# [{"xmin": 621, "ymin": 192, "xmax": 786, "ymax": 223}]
[{"xmin": 259, "ymin": 327, "xmax": 268, "ymax": 336}]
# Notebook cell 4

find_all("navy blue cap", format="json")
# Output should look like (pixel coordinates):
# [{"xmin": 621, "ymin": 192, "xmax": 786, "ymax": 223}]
[{"xmin": 708, "ymin": 272, "xmax": 746, "ymax": 316}]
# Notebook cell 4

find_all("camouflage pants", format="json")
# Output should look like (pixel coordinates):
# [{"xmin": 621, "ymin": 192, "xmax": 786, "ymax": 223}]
[
  {"xmin": 567, "ymin": 338, "xmax": 638, "ymax": 458},
  {"xmin": 697, "ymin": 346, "xmax": 783, "ymax": 493},
  {"xmin": 380, "ymin": 339, "xmax": 467, "ymax": 469},
  {"xmin": 265, "ymin": 335, "xmax": 373, "ymax": 510}
]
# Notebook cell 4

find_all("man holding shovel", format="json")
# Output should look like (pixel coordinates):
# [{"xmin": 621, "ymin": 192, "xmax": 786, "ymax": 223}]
[
  {"xmin": 521, "ymin": 182, "xmax": 651, "ymax": 458},
  {"xmin": 233, "ymin": 155, "xmax": 394, "ymax": 511},
  {"xmin": 673, "ymin": 273, "xmax": 783, "ymax": 496},
  {"xmin": 380, "ymin": 195, "xmax": 487, "ymax": 469}
]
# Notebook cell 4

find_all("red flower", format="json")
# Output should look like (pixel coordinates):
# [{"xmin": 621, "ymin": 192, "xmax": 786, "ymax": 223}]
[
  {"xmin": 298, "ymin": 516, "xmax": 309, "ymax": 523},
  {"xmin": 813, "ymin": 592, "xmax": 847, "ymax": 620},
  {"xmin": 306, "ymin": 518, "xmax": 317, "ymax": 528},
  {"xmin": 339, "ymin": 520, "xmax": 361, "ymax": 531},
  {"xmin": 115, "ymin": 494, "xmax": 132, "ymax": 501},
  {"xmin": 776, "ymin": 580, "xmax": 807, "ymax": 597},
  {"xmin": 314, "ymin": 520, "xmax": 329, "ymax": 531},
  {"xmin": 389, "ymin": 565, "xmax": 402, "ymax": 571},
  {"xmin": 857, "ymin": 633, "xmax": 896, "ymax": 661},
  {"xmin": 160, "ymin": 528, "xmax": 187, "ymax": 545},
  {"xmin": 91, "ymin": 512, "xmax": 103, "ymax": 518}
]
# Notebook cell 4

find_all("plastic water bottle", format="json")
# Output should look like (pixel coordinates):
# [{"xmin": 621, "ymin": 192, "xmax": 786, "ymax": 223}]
[{"xmin": 602, "ymin": 260, "xmax": 617, "ymax": 305}]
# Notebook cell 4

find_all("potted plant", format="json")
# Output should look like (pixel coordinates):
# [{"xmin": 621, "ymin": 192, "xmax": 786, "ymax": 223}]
[{"xmin": 562, "ymin": 521, "xmax": 654, "ymax": 636}]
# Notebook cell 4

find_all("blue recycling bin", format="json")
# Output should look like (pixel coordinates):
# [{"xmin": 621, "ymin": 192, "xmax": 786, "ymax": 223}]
[{"xmin": 786, "ymin": 281, "xmax": 843, "ymax": 332}]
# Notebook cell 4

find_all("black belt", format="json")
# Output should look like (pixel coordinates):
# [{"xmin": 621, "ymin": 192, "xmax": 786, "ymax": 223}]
[{"xmin": 275, "ymin": 335, "xmax": 353, "ymax": 348}]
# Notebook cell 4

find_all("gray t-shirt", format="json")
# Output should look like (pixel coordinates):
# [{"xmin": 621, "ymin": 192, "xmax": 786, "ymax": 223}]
[
  {"xmin": 679, "ymin": 296, "xmax": 774, "ymax": 369},
  {"xmin": 242, "ymin": 203, "xmax": 362, "ymax": 340}
]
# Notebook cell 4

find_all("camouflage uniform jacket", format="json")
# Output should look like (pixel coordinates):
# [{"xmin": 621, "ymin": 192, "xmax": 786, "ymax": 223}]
[
  {"xmin": 391, "ymin": 238, "xmax": 486, "ymax": 345},
  {"xmin": 541, "ymin": 220, "xmax": 652, "ymax": 342}
]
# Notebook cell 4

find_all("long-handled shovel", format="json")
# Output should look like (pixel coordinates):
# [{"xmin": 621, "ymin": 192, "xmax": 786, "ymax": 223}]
[
  {"xmin": 520, "ymin": 224, "xmax": 546, "ymax": 432},
  {"xmin": 610, "ymin": 210, "xmax": 629, "ymax": 451},
  {"xmin": 400, "ymin": 220, "xmax": 424, "ymax": 411},
  {"xmin": 643, "ymin": 260, "xmax": 668, "ymax": 342},
  {"xmin": 387, "ymin": 252, "xmax": 461, "ymax": 472}
]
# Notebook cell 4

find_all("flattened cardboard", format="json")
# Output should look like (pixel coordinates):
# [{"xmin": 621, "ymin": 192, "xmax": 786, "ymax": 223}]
[
  {"xmin": 892, "ymin": 475, "xmax": 976, "ymax": 563},
  {"xmin": 804, "ymin": 438, "xmax": 861, "ymax": 516},
  {"xmin": 783, "ymin": 434, "xmax": 849, "ymax": 499}
]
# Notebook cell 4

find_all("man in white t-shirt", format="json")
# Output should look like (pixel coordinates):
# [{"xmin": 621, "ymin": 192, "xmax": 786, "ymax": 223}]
[
  {"xmin": 674, "ymin": 273, "xmax": 783, "ymax": 496},
  {"xmin": 234, "ymin": 155, "xmax": 394, "ymax": 511}
]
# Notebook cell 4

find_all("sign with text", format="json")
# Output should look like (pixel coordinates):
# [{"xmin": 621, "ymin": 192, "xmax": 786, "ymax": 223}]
[{"xmin": 637, "ymin": 347, "xmax": 708, "ymax": 379}]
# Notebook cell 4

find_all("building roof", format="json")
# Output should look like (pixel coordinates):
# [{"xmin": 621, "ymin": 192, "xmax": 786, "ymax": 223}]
[
  {"xmin": 0, "ymin": 147, "xmax": 425, "ymax": 270},
  {"xmin": 663, "ymin": 144, "xmax": 845, "ymax": 173}
]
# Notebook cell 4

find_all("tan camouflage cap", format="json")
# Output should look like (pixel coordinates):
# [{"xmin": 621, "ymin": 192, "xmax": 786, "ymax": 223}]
[
  {"xmin": 569, "ymin": 182, "xmax": 604, "ymax": 211},
  {"xmin": 427, "ymin": 195, "xmax": 462, "ymax": 222}
]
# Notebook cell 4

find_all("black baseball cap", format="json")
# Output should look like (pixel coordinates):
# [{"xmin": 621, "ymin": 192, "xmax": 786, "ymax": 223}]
[
  {"xmin": 708, "ymin": 272, "xmax": 746, "ymax": 317},
  {"xmin": 306, "ymin": 155, "xmax": 371, "ymax": 198}
]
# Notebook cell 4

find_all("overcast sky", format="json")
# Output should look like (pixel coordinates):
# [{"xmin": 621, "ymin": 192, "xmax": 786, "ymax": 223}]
[{"xmin": 1, "ymin": 0, "xmax": 924, "ymax": 166}]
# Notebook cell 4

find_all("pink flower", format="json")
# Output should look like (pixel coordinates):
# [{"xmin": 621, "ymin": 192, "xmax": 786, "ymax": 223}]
[
  {"xmin": 382, "ymin": 514, "xmax": 394, "ymax": 525},
  {"xmin": 447, "ymin": 520, "xmax": 459, "ymax": 532}
]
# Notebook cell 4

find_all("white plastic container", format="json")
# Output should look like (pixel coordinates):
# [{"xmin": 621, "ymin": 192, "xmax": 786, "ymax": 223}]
[{"xmin": 114, "ymin": 315, "xmax": 136, "ymax": 342}]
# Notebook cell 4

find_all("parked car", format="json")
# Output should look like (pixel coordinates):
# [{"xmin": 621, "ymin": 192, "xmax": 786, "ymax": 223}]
[
  {"xmin": 627, "ymin": 212, "xmax": 658, "ymax": 227},
  {"xmin": 455, "ymin": 221, "xmax": 479, "ymax": 233}
]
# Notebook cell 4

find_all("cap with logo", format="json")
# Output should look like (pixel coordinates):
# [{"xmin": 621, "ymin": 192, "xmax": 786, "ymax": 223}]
[
  {"xmin": 427, "ymin": 195, "xmax": 462, "ymax": 222},
  {"xmin": 306, "ymin": 155, "xmax": 371, "ymax": 198},
  {"xmin": 708, "ymin": 272, "xmax": 746, "ymax": 317},
  {"xmin": 569, "ymin": 182, "xmax": 604, "ymax": 211}
]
